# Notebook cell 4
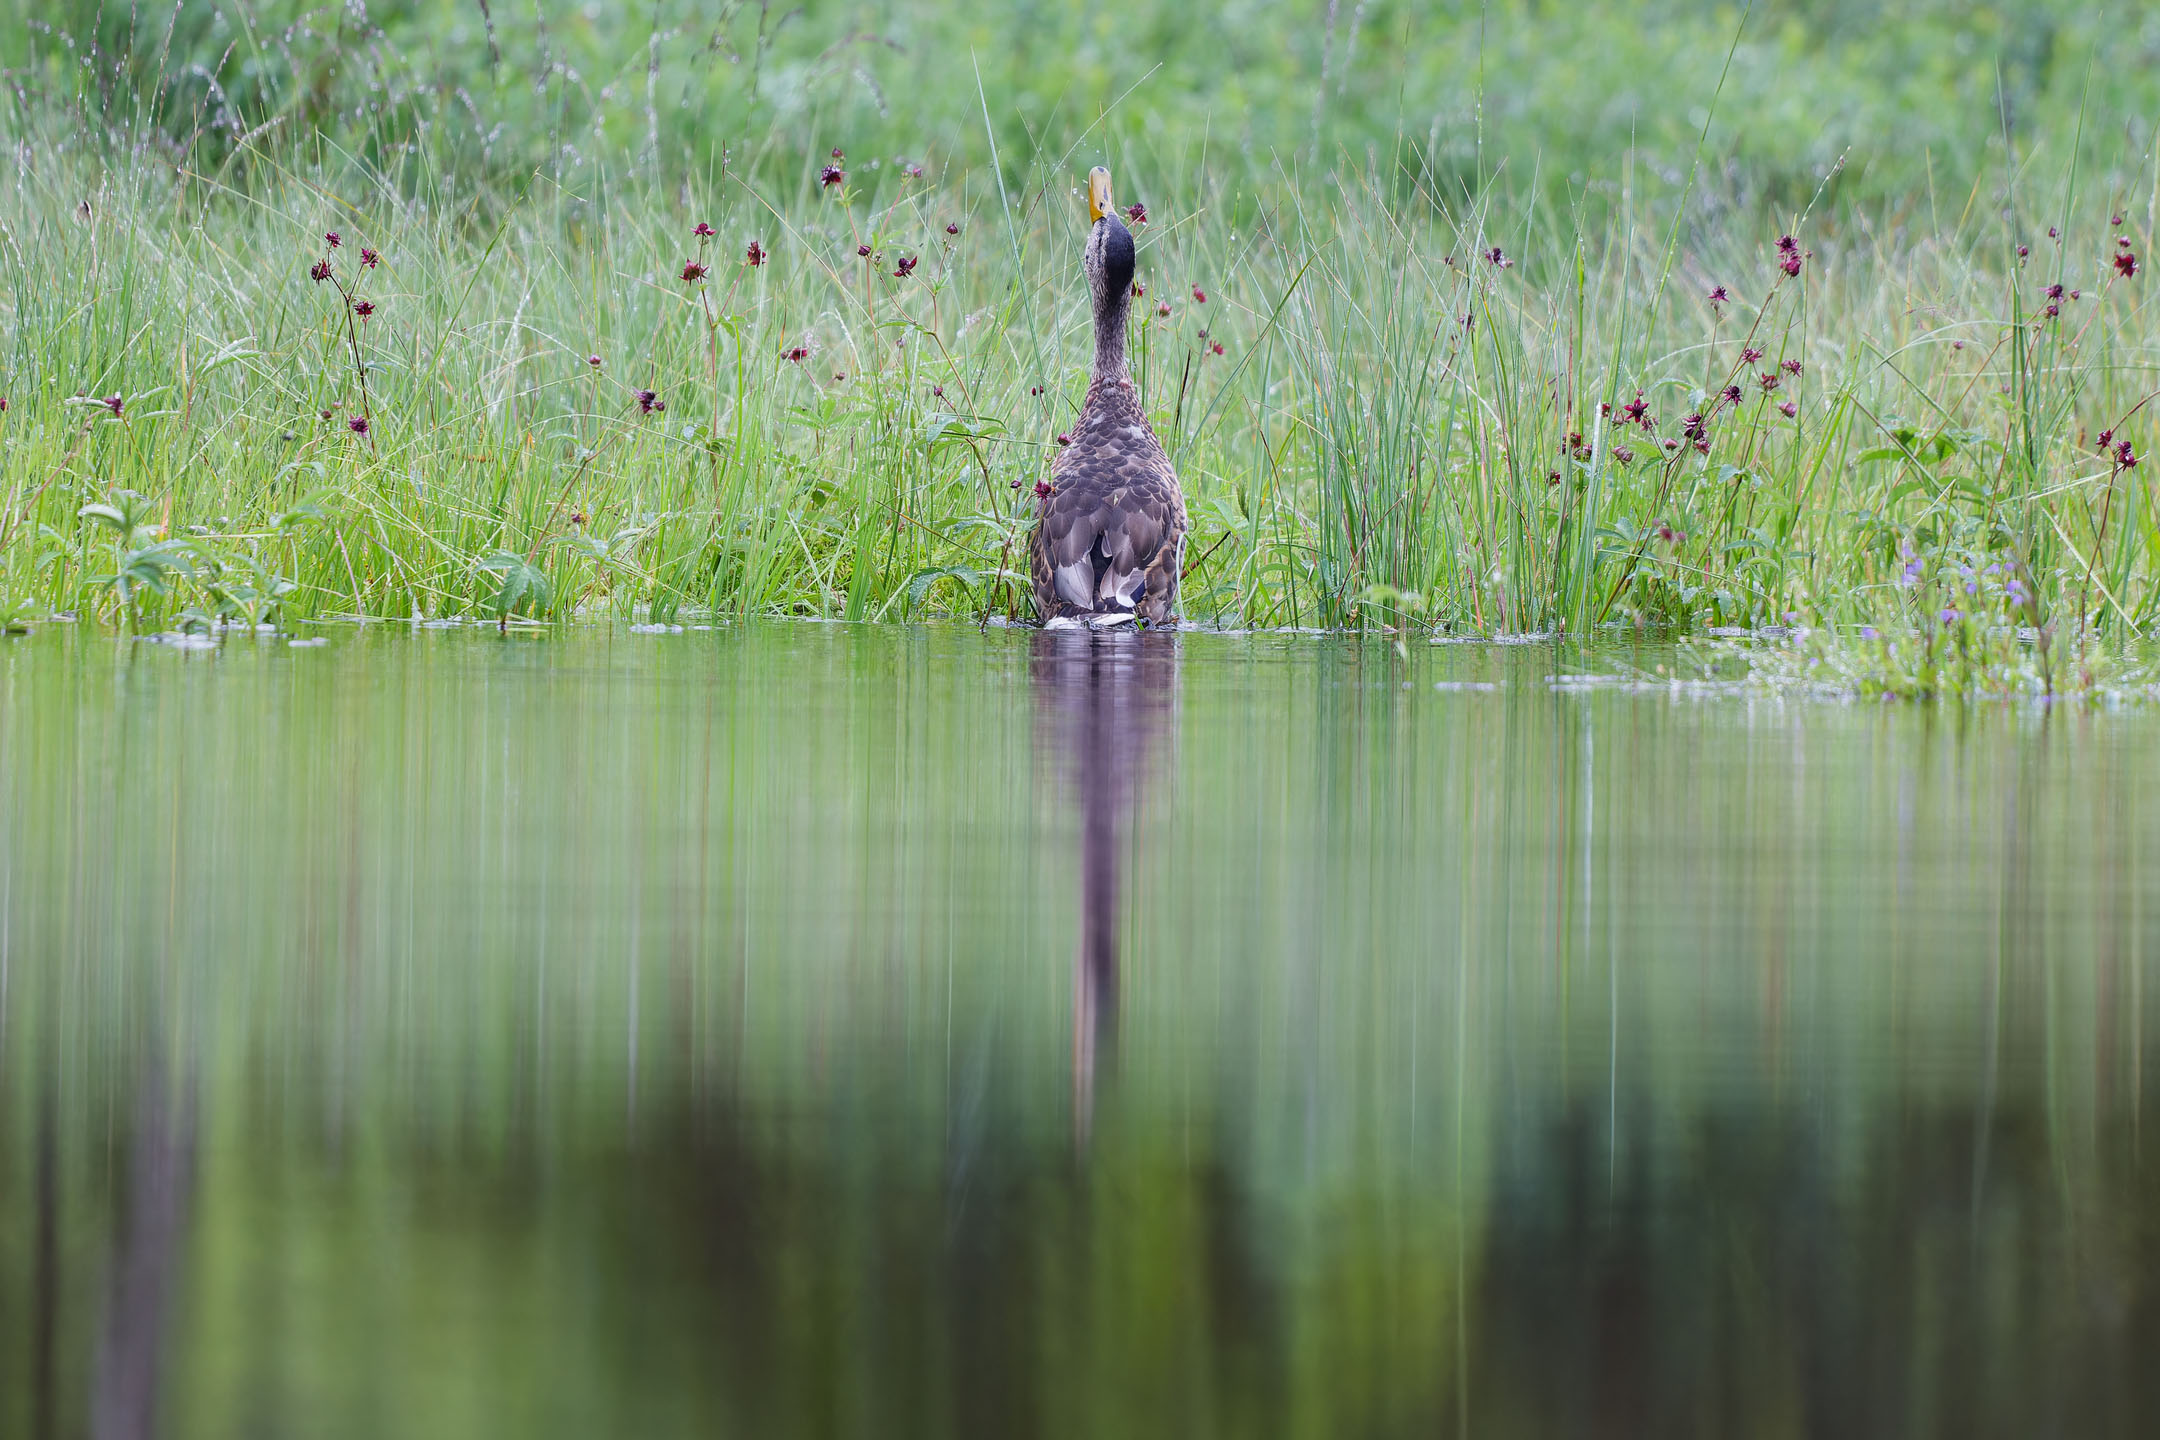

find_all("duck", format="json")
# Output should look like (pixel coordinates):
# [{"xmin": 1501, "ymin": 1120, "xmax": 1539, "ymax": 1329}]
[{"xmin": 1030, "ymin": 167, "xmax": 1188, "ymax": 628}]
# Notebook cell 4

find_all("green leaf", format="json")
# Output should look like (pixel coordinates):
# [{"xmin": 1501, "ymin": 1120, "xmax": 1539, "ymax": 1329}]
[{"xmin": 477, "ymin": 550, "xmax": 553, "ymax": 619}]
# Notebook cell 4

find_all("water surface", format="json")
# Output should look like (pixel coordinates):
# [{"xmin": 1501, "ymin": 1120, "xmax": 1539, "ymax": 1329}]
[{"xmin": 1, "ymin": 622, "xmax": 2154, "ymax": 1438}]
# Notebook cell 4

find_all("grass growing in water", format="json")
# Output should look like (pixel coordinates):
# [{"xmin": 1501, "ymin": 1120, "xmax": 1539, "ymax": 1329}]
[{"xmin": 0, "ymin": 12, "xmax": 2155, "ymax": 701}]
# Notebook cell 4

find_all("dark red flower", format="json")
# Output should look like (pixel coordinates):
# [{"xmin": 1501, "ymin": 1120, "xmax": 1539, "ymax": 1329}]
[
  {"xmin": 1742, "ymin": 347, "xmax": 1763, "ymax": 364},
  {"xmin": 101, "ymin": 394, "xmax": 124, "ymax": 417},
  {"xmin": 946, "ymin": 223, "xmax": 959, "ymax": 235},
  {"xmin": 893, "ymin": 255, "xmax": 918, "ymax": 278},
  {"xmin": 1707, "ymin": 285, "xmax": 1729, "ymax": 306},
  {"xmin": 1034, "ymin": 479, "xmax": 1052, "ymax": 498},
  {"xmin": 326, "ymin": 231, "xmax": 341, "ymax": 248},
  {"xmin": 2116, "ymin": 251, "xmax": 2138, "ymax": 279},
  {"xmin": 2017, "ymin": 245, "xmax": 2029, "ymax": 259},
  {"xmin": 694, "ymin": 221, "xmax": 715, "ymax": 238},
  {"xmin": 1759, "ymin": 372, "xmax": 1780, "ymax": 392},
  {"xmin": 783, "ymin": 346, "xmax": 808, "ymax": 362},
  {"xmin": 2045, "ymin": 283, "xmax": 2065, "ymax": 300},
  {"xmin": 1484, "ymin": 247, "xmax": 1511, "ymax": 269},
  {"xmin": 637, "ymin": 390, "xmax": 659, "ymax": 414},
  {"xmin": 2118, "ymin": 440, "xmax": 2139, "ymax": 469},
  {"xmin": 1781, "ymin": 357, "xmax": 1803, "ymax": 375},
  {"xmin": 1125, "ymin": 202, "xmax": 1147, "ymax": 225},
  {"xmin": 1779, "ymin": 401, "xmax": 1797, "ymax": 418},
  {"xmin": 1780, "ymin": 254, "xmax": 1804, "ymax": 277},
  {"xmin": 745, "ymin": 240, "xmax": 766, "ymax": 267},
  {"xmin": 1777, "ymin": 234, "xmax": 1798, "ymax": 255},
  {"xmin": 2113, "ymin": 214, "xmax": 2125, "ymax": 226},
  {"xmin": 1621, "ymin": 391, "xmax": 1650, "ymax": 428},
  {"xmin": 820, "ymin": 164, "xmax": 845, "ymax": 188},
  {"xmin": 1157, "ymin": 301, "xmax": 1171, "ymax": 317},
  {"xmin": 831, "ymin": 147, "xmax": 844, "ymax": 159},
  {"xmin": 2044, "ymin": 303, "xmax": 2061, "ymax": 319},
  {"xmin": 857, "ymin": 244, "xmax": 871, "ymax": 257},
  {"xmin": 1721, "ymin": 384, "xmax": 1743, "ymax": 406},
  {"xmin": 1682, "ymin": 412, "xmax": 1707, "ymax": 443},
  {"xmin": 2098, "ymin": 429, "xmax": 2115, "ymax": 452},
  {"xmin": 903, "ymin": 163, "xmax": 924, "ymax": 179},
  {"xmin": 352, "ymin": 300, "xmax": 374, "ymax": 320},
  {"xmin": 1210, "ymin": 342, "xmax": 1225, "ymax": 356},
  {"xmin": 1192, "ymin": 285, "xmax": 1208, "ymax": 302},
  {"xmin": 348, "ymin": 415, "xmax": 368, "ymax": 435},
  {"xmin": 587, "ymin": 355, "xmax": 602, "ymax": 367},
  {"xmin": 681, "ymin": 260, "xmax": 708, "ymax": 282},
  {"xmin": 319, "ymin": 408, "xmax": 332, "ymax": 422},
  {"xmin": 931, "ymin": 385, "xmax": 943, "ymax": 397},
  {"xmin": 1056, "ymin": 432, "xmax": 1072, "ymax": 446},
  {"xmin": 1131, "ymin": 281, "xmax": 1145, "ymax": 299},
  {"xmin": 310, "ymin": 259, "xmax": 332, "ymax": 283},
  {"xmin": 359, "ymin": 247, "xmax": 379, "ymax": 269}
]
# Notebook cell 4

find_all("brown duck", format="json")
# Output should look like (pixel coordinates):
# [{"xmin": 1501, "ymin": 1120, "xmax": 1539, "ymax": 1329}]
[{"xmin": 1030, "ymin": 167, "xmax": 1187, "ymax": 628}]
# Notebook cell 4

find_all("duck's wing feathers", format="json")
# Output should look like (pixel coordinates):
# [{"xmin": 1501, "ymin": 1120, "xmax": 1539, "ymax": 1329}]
[{"xmin": 1032, "ymin": 402, "xmax": 1186, "ymax": 618}]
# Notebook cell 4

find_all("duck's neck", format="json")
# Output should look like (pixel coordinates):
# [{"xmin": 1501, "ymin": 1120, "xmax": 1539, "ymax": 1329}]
[{"xmin": 1092, "ymin": 289, "xmax": 1130, "ymax": 387}]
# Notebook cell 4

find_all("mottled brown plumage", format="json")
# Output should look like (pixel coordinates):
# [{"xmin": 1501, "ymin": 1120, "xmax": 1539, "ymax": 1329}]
[{"xmin": 1030, "ymin": 169, "xmax": 1187, "ymax": 627}]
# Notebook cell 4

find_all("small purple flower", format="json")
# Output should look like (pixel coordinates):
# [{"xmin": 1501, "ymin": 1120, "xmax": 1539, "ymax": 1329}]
[
  {"xmin": 893, "ymin": 254, "xmax": 918, "ymax": 278},
  {"xmin": 1860, "ymin": 626, "xmax": 1879, "ymax": 640},
  {"xmin": 745, "ymin": 240, "xmax": 766, "ymax": 267},
  {"xmin": 1781, "ymin": 358, "xmax": 1803, "ymax": 375},
  {"xmin": 1125, "ymin": 203, "xmax": 1147, "ymax": 225},
  {"xmin": 1707, "ymin": 285, "xmax": 1729, "ymax": 307},
  {"xmin": 359, "ymin": 247, "xmax": 379, "ymax": 269},
  {"xmin": 325, "ymin": 231, "xmax": 341, "ymax": 249},
  {"xmin": 1940, "ymin": 607, "xmax": 1961, "ymax": 624},
  {"xmin": 101, "ymin": 394, "xmax": 125, "ymax": 418},
  {"xmin": 1192, "ymin": 285, "xmax": 1208, "ymax": 302},
  {"xmin": 2045, "ymin": 283, "xmax": 2065, "ymax": 301},
  {"xmin": 2115, "ymin": 250, "xmax": 2138, "ymax": 279},
  {"xmin": 1483, "ymin": 248, "xmax": 1510, "ymax": 269},
  {"xmin": 820, "ymin": 163, "xmax": 846, "ymax": 188},
  {"xmin": 587, "ymin": 355, "xmax": 602, "ymax": 368},
  {"xmin": 310, "ymin": 259, "xmax": 332, "ymax": 283},
  {"xmin": 348, "ymin": 415, "xmax": 368, "ymax": 435},
  {"xmin": 1743, "ymin": 346, "xmax": 1764, "ymax": 364},
  {"xmin": 1158, "ymin": 301, "xmax": 1172, "ymax": 317},
  {"xmin": 945, "ymin": 223, "xmax": 960, "ymax": 235},
  {"xmin": 352, "ymin": 300, "xmax": 374, "ymax": 320},
  {"xmin": 637, "ymin": 390, "xmax": 659, "ymax": 415},
  {"xmin": 2118, "ymin": 440, "xmax": 2139, "ymax": 470},
  {"xmin": 1621, "ymin": 392, "xmax": 1651, "ymax": 428},
  {"xmin": 1759, "ymin": 372, "xmax": 1780, "ymax": 392},
  {"xmin": 694, "ymin": 221, "xmax": 715, "ymax": 238},
  {"xmin": 1778, "ymin": 401, "xmax": 1797, "ymax": 418},
  {"xmin": 1721, "ymin": 384, "xmax": 1743, "ymax": 406},
  {"xmin": 681, "ymin": 260, "xmax": 708, "ymax": 282}
]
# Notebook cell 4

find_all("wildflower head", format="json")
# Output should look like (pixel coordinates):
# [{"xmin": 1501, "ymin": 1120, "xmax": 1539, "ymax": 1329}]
[
  {"xmin": 637, "ymin": 389, "xmax": 659, "ymax": 415},
  {"xmin": 1125, "ymin": 202, "xmax": 1147, "ymax": 225},
  {"xmin": 820, "ymin": 162, "xmax": 845, "ymax": 188},
  {"xmin": 945, "ymin": 223, "xmax": 959, "ymax": 235},
  {"xmin": 1940, "ymin": 607, "xmax": 1962, "ymax": 625},
  {"xmin": 352, "ymin": 300, "xmax": 375, "ymax": 320},
  {"xmin": 857, "ymin": 245, "xmax": 871, "ymax": 258},
  {"xmin": 2017, "ymin": 244, "xmax": 2029, "ymax": 259},
  {"xmin": 1721, "ymin": 384, "xmax": 1744, "ymax": 406},
  {"xmin": 903, "ymin": 163, "xmax": 924, "ymax": 180},
  {"xmin": 1484, "ymin": 247, "xmax": 1511, "ymax": 269},
  {"xmin": 745, "ymin": 239, "xmax": 766, "ymax": 267},
  {"xmin": 2115, "ymin": 250, "xmax": 2138, "ymax": 279},
  {"xmin": 1707, "ymin": 285, "xmax": 1729, "ymax": 307},
  {"xmin": 1682, "ymin": 411, "xmax": 1707, "ymax": 442},
  {"xmin": 694, "ymin": 221, "xmax": 715, "ymax": 238},
  {"xmin": 681, "ymin": 260, "xmax": 708, "ymax": 282},
  {"xmin": 2046, "ymin": 283, "xmax": 2065, "ymax": 301},
  {"xmin": 1158, "ymin": 301, "xmax": 1172, "ymax": 317},
  {"xmin": 1743, "ymin": 347, "xmax": 1763, "ymax": 364},
  {"xmin": 1056, "ymin": 432, "xmax": 1072, "ymax": 446},
  {"xmin": 587, "ymin": 355, "xmax": 602, "ymax": 368},
  {"xmin": 1034, "ymin": 479, "xmax": 1052, "ymax": 498},
  {"xmin": 326, "ymin": 231, "xmax": 341, "ymax": 249},
  {"xmin": 1131, "ymin": 281, "xmax": 1145, "ymax": 299},
  {"xmin": 2118, "ymin": 440, "xmax": 2139, "ymax": 470},
  {"xmin": 101, "ymin": 394, "xmax": 124, "ymax": 418},
  {"xmin": 2098, "ymin": 429, "xmax": 2115, "ymax": 452},
  {"xmin": 347, "ymin": 415, "xmax": 368, "ymax": 435},
  {"xmin": 783, "ymin": 346, "xmax": 808, "ymax": 363},
  {"xmin": 1781, "ymin": 357, "xmax": 1803, "ymax": 375},
  {"xmin": 1192, "ymin": 285, "xmax": 1207, "ymax": 302},
  {"xmin": 310, "ymin": 259, "xmax": 332, "ymax": 283},
  {"xmin": 1621, "ymin": 391, "xmax": 1650, "ymax": 428},
  {"xmin": 359, "ymin": 247, "xmax": 379, "ymax": 269},
  {"xmin": 1210, "ymin": 341, "xmax": 1225, "ymax": 356},
  {"xmin": 893, "ymin": 254, "xmax": 918, "ymax": 278},
  {"xmin": 1612, "ymin": 445, "xmax": 1634, "ymax": 465},
  {"xmin": 1779, "ymin": 400, "xmax": 1797, "ymax": 418},
  {"xmin": 1760, "ymin": 372, "xmax": 1780, "ymax": 392}
]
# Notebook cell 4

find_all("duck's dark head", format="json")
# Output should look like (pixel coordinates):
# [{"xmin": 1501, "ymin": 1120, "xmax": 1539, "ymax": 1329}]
[{"xmin": 1083, "ymin": 167, "xmax": 1136, "ymax": 310}]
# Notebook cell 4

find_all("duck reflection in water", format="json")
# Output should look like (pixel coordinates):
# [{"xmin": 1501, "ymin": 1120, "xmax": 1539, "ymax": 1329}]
[{"xmin": 1029, "ymin": 626, "xmax": 1179, "ymax": 1151}]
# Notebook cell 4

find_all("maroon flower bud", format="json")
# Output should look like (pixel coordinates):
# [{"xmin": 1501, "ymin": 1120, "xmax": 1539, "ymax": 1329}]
[
  {"xmin": 1682, "ymin": 412, "xmax": 1707, "ymax": 442},
  {"xmin": 1131, "ymin": 282, "xmax": 1145, "ymax": 299},
  {"xmin": 857, "ymin": 245, "xmax": 871, "ymax": 257},
  {"xmin": 681, "ymin": 260, "xmax": 708, "ymax": 282},
  {"xmin": 1034, "ymin": 479, "xmax": 1052, "ymax": 498},
  {"xmin": 637, "ymin": 390, "xmax": 659, "ymax": 415},
  {"xmin": 359, "ymin": 247, "xmax": 379, "ymax": 269},
  {"xmin": 2113, "ymin": 214, "xmax": 2125, "ymax": 226},
  {"xmin": 325, "ymin": 231, "xmax": 341, "ymax": 248},
  {"xmin": 2098, "ymin": 429, "xmax": 2115, "ymax": 452},
  {"xmin": 319, "ymin": 408, "xmax": 333, "ymax": 422},
  {"xmin": 903, "ymin": 163, "xmax": 923, "ymax": 179},
  {"xmin": 102, "ymin": 394, "xmax": 124, "ymax": 417},
  {"xmin": 1210, "ymin": 342, "xmax": 1225, "ymax": 356},
  {"xmin": 1192, "ymin": 284, "xmax": 1208, "ymax": 301},
  {"xmin": 348, "ymin": 415, "xmax": 368, "ymax": 435},
  {"xmin": 782, "ymin": 346, "xmax": 808, "ymax": 362},
  {"xmin": 1742, "ymin": 347, "xmax": 1763, "ymax": 364},
  {"xmin": 1483, "ymin": 247, "xmax": 1510, "ymax": 269},
  {"xmin": 820, "ymin": 164, "xmax": 845, "ymax": 188},
  {"xmin": 2017, "ymin": 245, "xmax": 2029, "ymax": 258},
  {"xmin": 1612, "ymin": 446, "xmax": 1634, "ymax": 465},
  {"xmin": 831, "ymin": 147, "xmax": 844, "ymax": 159},
  {"xmin": 745, "ymin": 240, "xmax": 766, "ymax": 267},
  {"xmin": 2115, "ymin": 251, "xmax": 2139, "ymax": 279},
  {"xmin": 1759, "ymin": 372, "xmax": 1780, "ymax": 392},
  {"xmin": 310, "ymin": 260, "xmax": 332, "ymax": 283},
  {"xmin": 893, "ymin": 254, "xmax": 918, "ymax": 278},
  {"xmin": 1781, "ymin": 358, "xmax": 1803, "ymax": 375},
  {"xmin": 1707, "ymin": 285, "xmax": 1729, "ymax": 306},
  {"xmin": 2119, "ymin": 440, "xmax": 2139, "ymax": 469},
  {"xmin": 931, "ymin": 385, "xmax": 944, "ymax": 398},
  {"xmin": 694, "ymin": 221, "xmax": 715, "ymax": 238},
  {"xmin": 2044, "ymin": 303, "xmax": 2060, "ymax": 319},
  {"xmin": 945, "ymin": 223, "xmax": 959, "ymax": 235},
  {"xmin": 1721, "ymin": 384, "xmax": 1743, "ymax": 406},
  {"xmin": 352, "ymin": 300, "xmax": 374, "ymax": 320},
  {"xmin": 1056, "ymin": 433, "xmax": 1072, "ymax": 446},
  {"xmin": 587, "ymin": 355, "xmax": 602, "ymax": 367},
  {"xmin": 1125, "ymin": 202, "xmax": 1147, "ymax": 225},
  {"xmin": 1779, "ymin": 401, "xmax": 1797, "ymax": 418},
  {"xmin": 1157, "ymin": 301, "xmax": 1171, "ymax": 317}
]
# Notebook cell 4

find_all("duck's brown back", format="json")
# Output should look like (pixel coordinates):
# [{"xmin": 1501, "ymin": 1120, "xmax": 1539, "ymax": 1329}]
[{"xmin": 1029, "ymin": 379, "xmax": 1187, "ymax": 624}]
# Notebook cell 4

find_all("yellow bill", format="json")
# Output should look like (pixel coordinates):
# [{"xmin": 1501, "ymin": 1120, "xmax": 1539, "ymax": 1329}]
[{"xmin": 1088, "ymin": 167, "xmax": 1114, "ymax": 222}]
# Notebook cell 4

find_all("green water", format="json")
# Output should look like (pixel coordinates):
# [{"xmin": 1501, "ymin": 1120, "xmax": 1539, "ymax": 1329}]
[{"xmin": 0, "ymin": 622, "xmax": 2154, "ymax": 1438}]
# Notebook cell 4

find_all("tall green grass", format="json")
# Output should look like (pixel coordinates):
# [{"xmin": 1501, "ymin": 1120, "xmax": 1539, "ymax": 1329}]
[{"xmin": 0, "ymin": 11, "xmax": 2156, "ymax": 660}]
